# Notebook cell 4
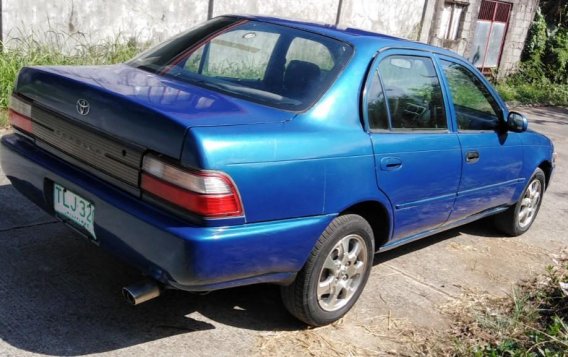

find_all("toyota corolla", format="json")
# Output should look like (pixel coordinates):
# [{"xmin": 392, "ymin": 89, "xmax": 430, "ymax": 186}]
[{"xmin": 0, "ymin": 15, "xmax": 555, "ymax": 326}]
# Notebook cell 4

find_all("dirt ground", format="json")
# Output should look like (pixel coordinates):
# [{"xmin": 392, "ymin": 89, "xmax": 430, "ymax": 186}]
[{"xmin": 0, "ymin": 107, "xmax": 566, "ymax": 356}]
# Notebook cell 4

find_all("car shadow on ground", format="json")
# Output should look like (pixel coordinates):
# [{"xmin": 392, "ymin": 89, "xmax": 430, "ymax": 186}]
[
  {"xmin": 518, "ymin": 106, "xmax": 568, "ymax": 126},
  {"xmin": 0, "ymin": 183, "xmax": 303, "ymax": 356},
  {"xmin": 0, "ymin": 183, "xmax": 508, "ymax": 355},
  {"xmin": 0, "ymin": 223, "xmax": 303, "ymax": 356},
  {"xmin": 374, "ymin": 217, "xmax": 505, "ymax": 266}
]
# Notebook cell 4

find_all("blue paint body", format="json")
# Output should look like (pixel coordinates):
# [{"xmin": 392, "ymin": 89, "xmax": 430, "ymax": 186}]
[{"xmin": 0, "ymin": 16, "xmax": 555, "ymax": 291}]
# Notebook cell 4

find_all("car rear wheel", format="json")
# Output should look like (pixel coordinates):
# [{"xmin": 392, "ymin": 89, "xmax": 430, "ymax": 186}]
[
  {"xmin": 495, "ymin": 168, "xmax": 545, "ymax": 236},
  {"xmin": 280, "ymin": 214, "xmax": 374, "ymax": 326}
]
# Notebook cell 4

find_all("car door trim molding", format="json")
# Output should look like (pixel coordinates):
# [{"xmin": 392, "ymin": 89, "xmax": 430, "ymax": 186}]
[
  {"xmin": 395, "ymin": 192, "xmax": 457, "ymax": 210},
  {"xmin": 457, "ymin": 178, "xmax": 525, "ymax": 197}
]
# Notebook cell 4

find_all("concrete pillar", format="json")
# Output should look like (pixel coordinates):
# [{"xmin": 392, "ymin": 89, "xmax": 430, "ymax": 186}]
[
  {"xmin": 335, "ymin": 0, "xmax": 344, "ymax": 25},
  {"xmin": 208, "ymin": 0, "xmax": 214, "ymax": 20},
  {"xmin": 418, "ymin": 0, "xmax": 437, "ymax": 43}
]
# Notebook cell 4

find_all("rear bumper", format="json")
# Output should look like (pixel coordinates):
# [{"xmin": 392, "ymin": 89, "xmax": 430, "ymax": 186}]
[{"xmin": 0, "ymin": 134, "xmax": 333, "ymax": 291}]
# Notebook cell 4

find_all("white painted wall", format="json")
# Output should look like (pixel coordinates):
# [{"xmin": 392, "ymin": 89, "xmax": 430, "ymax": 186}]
[
  {"xmin": 339, "ymin": 0, "xmax": 426, "ymax": 40},
  {"xmin": 212, "ymin": 0, "xmax": 340, "ymax": 25},
  {"xmin": 1, "ymin": 0, "xmax": 426, "ymax": 50},
  {"xmin": 2, "ymin": 0, "xmax": 209, "ymax": 48}
]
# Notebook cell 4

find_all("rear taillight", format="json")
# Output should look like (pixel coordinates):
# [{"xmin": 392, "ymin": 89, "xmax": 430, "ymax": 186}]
[
  {"xmin": 8, "ymin": 96, "xmax": 33, "ymax": 133},
  {"xmin": 140, "ymin": 155, "xmax": 243, "ymax": 218}
]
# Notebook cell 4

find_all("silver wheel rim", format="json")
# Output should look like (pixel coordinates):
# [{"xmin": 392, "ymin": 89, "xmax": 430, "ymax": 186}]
[
  {"xmin": 518, "ymin": 179, "xmax": 542, "ymax": 229},
  {"xmin": 317, "ymin": 234, "xmax": 368, "ymax": 312}
]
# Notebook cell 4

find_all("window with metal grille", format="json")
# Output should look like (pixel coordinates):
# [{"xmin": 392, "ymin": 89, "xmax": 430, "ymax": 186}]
[{"xmin": 470, "ymin": 0, "xmax": 512, "ymax": 70}]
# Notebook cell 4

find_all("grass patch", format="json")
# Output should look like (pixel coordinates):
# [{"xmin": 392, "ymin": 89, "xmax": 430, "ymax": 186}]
[
  {"xmin": 496, "ymin": 82, "xmax": 568, "ymax": 107},
  {"xmin": 415, "ymin": 250, "xmax": 568, "ymax": 356},
  {"xmin": 0, "ymin": 33, "xmax": 148, "ymax": 128}
]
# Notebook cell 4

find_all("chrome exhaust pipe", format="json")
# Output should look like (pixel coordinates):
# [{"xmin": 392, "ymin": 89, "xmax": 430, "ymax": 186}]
[{"xmin": 122, "ymin": 280, "xmax": 161, "ymax": 305}]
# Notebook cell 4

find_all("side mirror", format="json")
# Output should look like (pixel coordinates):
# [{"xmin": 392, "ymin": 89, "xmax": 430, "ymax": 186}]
[{"xmin": 507, "ymin": 111, "xmax": 528, "ymax": 132}]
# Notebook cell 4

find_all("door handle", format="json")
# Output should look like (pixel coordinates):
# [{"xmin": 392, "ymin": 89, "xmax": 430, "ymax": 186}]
[
  {"xmin": 465, "ymin": 151, "xmax": 480, "ymax": 163},
  {"xmin": 380, "ymin": 157, "xmax": 402, "ymax": 171}
]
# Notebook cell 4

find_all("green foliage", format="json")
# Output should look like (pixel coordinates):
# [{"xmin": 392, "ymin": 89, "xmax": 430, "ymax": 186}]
[
  {"xmin": 544, "ymin": 28, "xmax": 568, "ymax": 83},
  {"xmin": 522, "ymin": 10, "xmax": 549, "ymax": 64},
  {"xmin": 496, "ymin": 82, "xmax": 568, "ymax": 106},
  {"xmin": 499, "ymin": 3, "xmax": 568, "ymax": 106}
]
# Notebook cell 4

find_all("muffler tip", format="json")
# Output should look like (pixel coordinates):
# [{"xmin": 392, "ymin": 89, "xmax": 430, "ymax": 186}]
[{"xmin": 122, "ymin": 280, "xmax": 161, "ymax": 305}]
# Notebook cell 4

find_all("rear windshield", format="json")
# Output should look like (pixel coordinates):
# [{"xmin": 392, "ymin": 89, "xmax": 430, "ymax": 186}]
[{"xmin": 128, "ymin": 17, "xmax": 353, "ymax": 111}]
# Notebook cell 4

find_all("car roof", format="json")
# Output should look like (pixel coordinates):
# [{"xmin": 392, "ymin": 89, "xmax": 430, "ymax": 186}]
[{"xmin": 230, "ymin": 14, "xmax": 461, "ymax": 59}]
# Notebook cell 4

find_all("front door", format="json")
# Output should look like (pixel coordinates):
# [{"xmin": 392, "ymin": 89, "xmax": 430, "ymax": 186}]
[
  {"xmin": 365, "ymin": 51, "xmax": 462, "ymax": 241},
  {"xmin": 439, "ymin": 57, "xmax": 523, "ymax": 221}
]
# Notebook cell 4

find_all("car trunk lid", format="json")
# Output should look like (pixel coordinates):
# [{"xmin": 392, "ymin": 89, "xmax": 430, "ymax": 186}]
[{"xmin": 15, "ymin": 64, "xmax": 294, "ymax": 160}]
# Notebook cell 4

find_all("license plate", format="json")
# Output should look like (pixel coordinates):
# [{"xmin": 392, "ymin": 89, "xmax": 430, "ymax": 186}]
[{"xmin": 53, "ymin": 183, "xmax": 96, "ymax": 239}]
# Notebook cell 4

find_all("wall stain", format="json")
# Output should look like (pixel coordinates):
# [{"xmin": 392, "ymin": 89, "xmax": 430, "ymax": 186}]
[{"xmin": 68, "ymin": 1, "xmax": 77, "ymax": 34}]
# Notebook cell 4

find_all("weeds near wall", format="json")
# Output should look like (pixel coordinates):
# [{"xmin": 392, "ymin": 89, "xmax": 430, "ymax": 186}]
[
  {"xmin": 496, "ymin": 82, "xmax": 568, "ymax": 107},
  {"xmin": 497, "ymin": 4, "xmax": 568, "ymax": 107}
]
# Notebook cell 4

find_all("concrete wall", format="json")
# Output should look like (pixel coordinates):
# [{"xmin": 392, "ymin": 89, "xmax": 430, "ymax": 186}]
[
  {"xmin": 428, "ymin": 0, "xmax": 538, "ymax": 76},
  {"xmin": 497, "ymin": 0, "xmax": 539, "ymax": 74},
  {"xmin": 339, "ymin": 0, "xmax": 427, "ymax": 40},
  {"xmin": 1, "ymin": 0, "xmax": 537, "ymax": 76},
  {"xmin": 212, "ymin": 0, "xmax": 340, "ymax": 25},
  {"xmin": 2, "ymin": 0, "xmax": 209, "ymax": 47},
  {"xmin": 1, "ymin": 0, "xmax": 426, "ymax": 48},
  {"xmin": 429, "ymin": 0, "xmax": 478, "ymax": 57},
  {"xmin": 213, "ymin": 0, "xmax": 428, "ymax": 40}
]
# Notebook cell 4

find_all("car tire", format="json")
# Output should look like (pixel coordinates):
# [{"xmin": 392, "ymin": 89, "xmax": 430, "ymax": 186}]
[
  {"xmin": 280, "ymin": 214, "xmax": 374, "ymax": 326},
  {"xmin": 494, "ymin": 168, "xmax": 545, "ymax": 237}
]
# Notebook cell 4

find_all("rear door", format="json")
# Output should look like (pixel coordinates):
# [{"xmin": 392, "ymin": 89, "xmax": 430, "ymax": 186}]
[
  {"xmin": 438, "ymin": 57, "xmax": 523, "ymax": 221},
  {"xmin": 364, "ymin": 50, "xmax": 462, "ymax": 241}
]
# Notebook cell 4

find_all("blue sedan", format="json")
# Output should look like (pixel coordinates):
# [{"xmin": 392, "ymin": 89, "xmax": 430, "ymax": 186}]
[{"xmin": 0, "ymin": 15, "xmax": 555, "ymax": 326}]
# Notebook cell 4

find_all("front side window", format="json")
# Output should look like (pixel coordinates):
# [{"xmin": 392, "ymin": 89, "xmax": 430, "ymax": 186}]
[
  {"xmin": 377, "ymin": 55, "xmax": 447, "ymax": 130},
  {"xmin": 129, "ymin": 18, "xmax": 353, "ymax": 111},
  {"xmin": 441, "ymin": 60, "xmax": 501, "ymax": 130}
]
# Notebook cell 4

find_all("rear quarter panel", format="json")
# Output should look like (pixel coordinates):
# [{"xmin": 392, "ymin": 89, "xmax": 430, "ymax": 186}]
[
  {"xmin": 180, "ymin": 42, "xmax": 394, "ymax": 224},
  {"xmin": 184, "ymin": 121, "xmax": 386, "ymax": 223}
]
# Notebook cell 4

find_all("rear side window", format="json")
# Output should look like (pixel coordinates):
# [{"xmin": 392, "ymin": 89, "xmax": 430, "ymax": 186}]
[
  {"xmin": 441, "ymin": 60, "xmax": 501, "ymax": 131},
  {"xmin": 377, "ymin": 55, "xmax": 447, "ymax": 130}
]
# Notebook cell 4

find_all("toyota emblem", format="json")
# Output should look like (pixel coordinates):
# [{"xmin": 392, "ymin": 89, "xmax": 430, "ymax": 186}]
[{"xmin": 76, "ymin": 99, "xmax": 90, "ymax": 116}]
